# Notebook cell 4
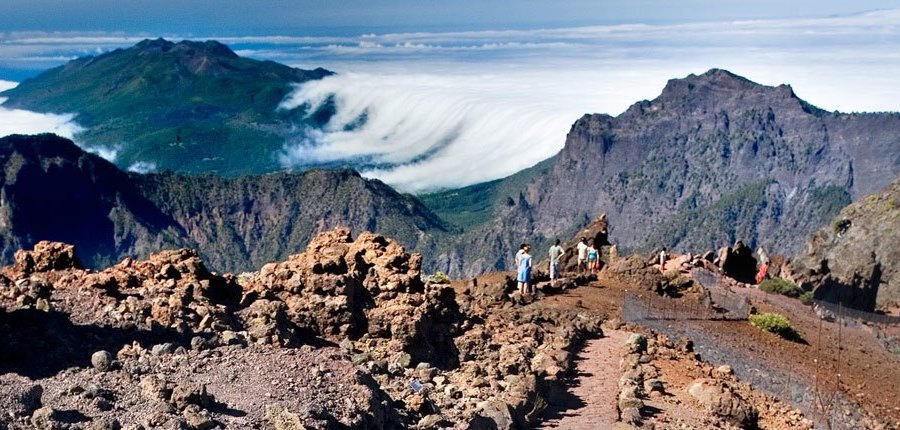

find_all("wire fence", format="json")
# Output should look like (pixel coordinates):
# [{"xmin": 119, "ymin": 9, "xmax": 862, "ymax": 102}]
[
  {"xmin": 620, "ymin": 269, "xmax": 750, "ymax": 323},
  {"xmin": 618, "ymin": 268, "xmax": 895, "ymax": 430},
  {"xmin": 811, "ymin": 298, "xmax": 900, "ymax": 325}
]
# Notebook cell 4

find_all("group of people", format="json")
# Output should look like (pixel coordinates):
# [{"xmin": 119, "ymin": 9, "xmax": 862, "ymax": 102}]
[
  {"xmin": 514, "ymin": 237, "xmax": 604, "ymax": 296},
  {"xmin": 574, "ymin": 237, "xmax": 603, "ymax": 273}
]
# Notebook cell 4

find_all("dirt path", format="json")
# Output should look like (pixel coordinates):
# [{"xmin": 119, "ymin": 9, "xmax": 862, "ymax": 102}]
[{"xmin": 538, "ymin": 328, "xmax": 630, "ymax": 429}]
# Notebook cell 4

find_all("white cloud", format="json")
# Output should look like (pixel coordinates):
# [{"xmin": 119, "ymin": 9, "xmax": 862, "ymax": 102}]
[
  {"xmin": 277, "ymin": 9, "xmax": 900, "ymax": 191},
  {"xmin": 82, "ymin": 144, "xmax": 119, "ymax": 162},
  {"xmin": 3, "ymin": 10, "xmax": 900, "ymax": 191},
  {"xmin": 0, "ymin": 83, "xmax": 84, "ymax": 139},
  {"xmin": 127, "ymin": 161, "xmax": 156, "ymax": 174}
]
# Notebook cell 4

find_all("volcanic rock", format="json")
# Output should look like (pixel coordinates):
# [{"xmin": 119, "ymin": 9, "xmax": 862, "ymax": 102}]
[
  {"xmin": 793, "ymin": 177, "xmax": 900, "ymax": 311},
  {"xmin": 717, "ymin": 241, "xmax": 757, "ymax": 284},
  {"xmin": 687, "ymin": 378, "xmax": 758, "ymax": 428}
]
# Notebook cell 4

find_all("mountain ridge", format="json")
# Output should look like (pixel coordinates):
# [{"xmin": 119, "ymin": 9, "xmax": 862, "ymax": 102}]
[
  {"xmin": 0, "ymin": 134, "xmax": 446, "ymax": 272},
  {"xmin": 0, "ymin": 39, "xmax": 333, "ymax": 175},
  {"xmin": 426, "ymin": 68, "xmax": 900, "ymax": 276}
]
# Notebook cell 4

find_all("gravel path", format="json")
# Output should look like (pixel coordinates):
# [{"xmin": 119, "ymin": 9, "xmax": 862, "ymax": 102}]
[{"xmin": 538, "ymin": 328, "xmax": 630, "ymax": 429}]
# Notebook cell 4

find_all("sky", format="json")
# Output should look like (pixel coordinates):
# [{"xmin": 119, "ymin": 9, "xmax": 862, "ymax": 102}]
[{"xmin": 1, "ymin": 2, "xmax": 900, "ymax": 191}]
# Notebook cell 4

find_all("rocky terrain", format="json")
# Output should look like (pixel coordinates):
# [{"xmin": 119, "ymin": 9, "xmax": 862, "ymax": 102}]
[
  {"xmin": 793, "ymin": 176, "xmax": 900, "ymax": 311},
  {"xmin": 0, "ymin": 230, "xmax": 603, "ymax": 429},
  {"xmin": 429, "ymin": 69, "xmax": 900, "ymax": 276},
  {"xmin": 0, "ymin": 39, "xmax": 333, "ymax": 175},
  {"xmin": 0, "ymin": 134, "xmax": 447, "ymax": 272},
  {"xmin": 2, "ymin": 224, "xmax": 898, "ymax": 429}
]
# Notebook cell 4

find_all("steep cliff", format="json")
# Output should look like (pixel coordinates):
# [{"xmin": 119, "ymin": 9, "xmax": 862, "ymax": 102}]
[
  {"xmin": 0, "ymin": 134, "xmax": 446, "ymax": 272},
  {"xmin": 429, "ymin": 69, "xmax": 900, "ymax": 276},
  {"xmin": 793, "ymin": 177, "xmax": 900, "ymax": 311}
]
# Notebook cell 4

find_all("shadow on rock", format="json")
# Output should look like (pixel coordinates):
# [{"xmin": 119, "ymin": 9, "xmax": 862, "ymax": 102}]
[{"xmin": 0, "ymin": 308, "xmax": 185, "ymax": 378}]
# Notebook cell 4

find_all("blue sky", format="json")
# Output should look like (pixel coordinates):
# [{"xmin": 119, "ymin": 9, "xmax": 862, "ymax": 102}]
[
  {"xmin": 4, "ymin": 1, "xmax": 898, "ymax": 34},
  {"xmin": 2, "ymin": 2, "xmax": 900, "ymax": 190}
]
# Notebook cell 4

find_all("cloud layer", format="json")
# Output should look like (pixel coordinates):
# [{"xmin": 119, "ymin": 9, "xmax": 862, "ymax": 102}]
[
  {"xmin": 2, "ymin": 9, "xmax": 900, "ymax": 190},
  {"xmin": 275, "ymin": 9, "xmax": 900, "ymax": 191},
  {"xmin": 0, "ymin": 80, "xmax": 84, "ymax": 139}
]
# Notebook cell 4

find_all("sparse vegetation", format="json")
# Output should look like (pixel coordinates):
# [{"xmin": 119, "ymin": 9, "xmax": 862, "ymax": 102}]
[
  {"xmin": 759, "ymin": 278, "xmax": 803, "ymax": 298},
  {"xmin": 799, "ymin": 291, "xmax": 814, "ymax": 305},
  {"xmin": 832, "ymin": 218, "xmax": 851, "ymax": 235},
  {"xmin": 749, "ymin": 312, "xmax": 799, "ymax": 340},
  {"xmin": 430, "ymin": 271, "xmax": 452, "ymax": 284}
]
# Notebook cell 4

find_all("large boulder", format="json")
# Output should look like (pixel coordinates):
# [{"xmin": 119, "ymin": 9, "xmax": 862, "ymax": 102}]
[
  {"xmin": 556, "ymin": 214, "xmax": 611, "ymax": 273},
  {"xmin": 10, "ymin": 241, "xmax": 82, "ymax": 277},
  {"xmin": 687, "ymin": 378, "xmax": 758, "ymax": 428},
  {"xmin": 606, "ymin": 255, "xmax": 665, "ymax": 291}
]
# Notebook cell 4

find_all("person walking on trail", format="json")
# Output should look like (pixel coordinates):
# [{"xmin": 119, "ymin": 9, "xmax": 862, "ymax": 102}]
[
  {"xmin": 549, "ymin": 239, "xmax": 564, "ymax": 285},
  {"xmin": 517, "ymin": 245, "xmax": 533, "ymax": 295},
  {"xmin": 587, "ymin": 244, "xmax": 598, "ymax": 273},
  {"xmin": 576, "ymin": 237, "xmax": 589, "ymax": 273},
  {"xmin": 658, "ymin": 247, "xmax": 668, "ymax": 270}
]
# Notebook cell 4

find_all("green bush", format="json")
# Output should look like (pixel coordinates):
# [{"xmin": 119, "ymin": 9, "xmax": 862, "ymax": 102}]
[
  {"xmin": 431, "ymin": 271, "xmax": 452, "ymax": 284},
  {"xmin": 798, "ymin": 291, "xmax": 814, "ymax": 305},
  {"xmin": 749, "ymin": 313, "xmax": 797, "ymax": 339},
  {"xmin": 759, "ymin": 278, "xmax": 802, "ymax": 298}
]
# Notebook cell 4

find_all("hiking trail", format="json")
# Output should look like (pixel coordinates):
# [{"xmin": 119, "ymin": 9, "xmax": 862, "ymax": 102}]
[{"xmin": 538, "ymin": 328, "xmax": 630, "ymax": 429}]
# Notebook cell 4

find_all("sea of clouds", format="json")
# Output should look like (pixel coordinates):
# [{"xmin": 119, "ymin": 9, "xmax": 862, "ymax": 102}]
[
  {"xmin": 0, "ymin": 80, "xmax": 83, "ymax": 138},
  {"xmin": 1, "ymin": 10, "xmax": 899, "ymax": 190}
]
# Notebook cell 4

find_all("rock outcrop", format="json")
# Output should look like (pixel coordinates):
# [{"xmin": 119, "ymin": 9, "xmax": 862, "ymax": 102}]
[
  {"xmin": 0, "ymin": 229, "xmax": 603, "ymax": 428},
  {"xmin": 793, "ymin": 176, "xmax": 900, "ymax": 311},
  {"xmin": 717, "ymin": 241, "xmax": 758, "ymax": 285}
]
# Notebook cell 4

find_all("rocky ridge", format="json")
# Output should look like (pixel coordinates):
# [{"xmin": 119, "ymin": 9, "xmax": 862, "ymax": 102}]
[
  {"xmin": 431, "ymin": 69, "xmax": 900, "ymax": 277},
  {"xmin": 793, "ymin": 176, "xmax": 900, "ymax": 311},
  {"xmin": 0, "ymin": 229, "xmax": 601, "ymax": 429},
  {"xmin": 0, "ymin": 133, "xmax": 446, "ymax": 273}
]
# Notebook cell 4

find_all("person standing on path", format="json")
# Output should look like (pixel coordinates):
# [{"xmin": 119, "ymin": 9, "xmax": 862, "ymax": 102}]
[
  {"xmin": 756, "ymin": 245, "xmax": 769, "ymax": 266},
  {"xmin": 658, "ymin": 247, "xmax": 668, "ymax": 270},
  {"xmin": 515, "ymin": 243, "xmax": 526, "ymax": 266},
  {"xmin": 576, "ymin": 238, "xmax": 589, "ymax": 273},
  {"xmin": 587, "ymin": 244, "xmax": 598, "ymax": 273},
  {"xmin": 518, "ymin": 245, "xmax": 533, "ymax": 295},
  {"xmin": 549, "ymin": 239, "xmax": 564, "ymax": 286}
]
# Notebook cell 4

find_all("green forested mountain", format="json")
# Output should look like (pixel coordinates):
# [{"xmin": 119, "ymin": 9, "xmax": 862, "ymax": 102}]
[{"xmin": 0, "ymin": 39, "xmax": 333, "ymax": 175}]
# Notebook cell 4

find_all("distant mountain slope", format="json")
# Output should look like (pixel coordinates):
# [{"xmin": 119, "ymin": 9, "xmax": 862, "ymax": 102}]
[
  {"xmin": 793, "ymin": 176, "xmax": 900, "ymax": 311},
  {"xmin": 0, "ymin": 39, "xmax": 333, "ymax": 175},
  {"xmin": 427, "ymin": 69, "xmax": 900, "ymax": 276},
  {"xmin": 0, "ymin": 134, "xmax": 446, "ymax": 272}
]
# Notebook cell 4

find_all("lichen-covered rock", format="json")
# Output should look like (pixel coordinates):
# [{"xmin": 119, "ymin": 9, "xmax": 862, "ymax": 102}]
[{"xmin": 793, "ymin": 177, "xmax": 900, "ymax": 311}]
